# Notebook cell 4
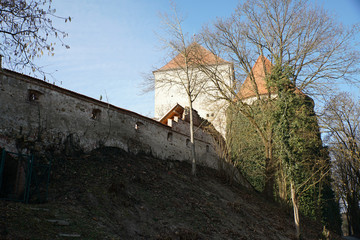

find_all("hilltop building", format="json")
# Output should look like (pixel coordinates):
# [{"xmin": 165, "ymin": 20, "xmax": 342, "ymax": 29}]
[
  {"xmin": 153, "ymin": 43, "xmax": 234, "ymax": 136},
  {"xmin": 153, "ymin": 44, "xmax": 288, "ymax": 137},
  {"xmin": 0, "ymin": 66, "xmax": 253, "ymax": 201}
]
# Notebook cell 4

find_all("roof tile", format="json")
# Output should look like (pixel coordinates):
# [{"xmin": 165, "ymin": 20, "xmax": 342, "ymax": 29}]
[
  {"xmin": 238, "ymin": 56, "xmax": 273, "ymax": 99},
  {"xmin": 157, "ymin": 43, "xmax": 230, "ymax": 71}
]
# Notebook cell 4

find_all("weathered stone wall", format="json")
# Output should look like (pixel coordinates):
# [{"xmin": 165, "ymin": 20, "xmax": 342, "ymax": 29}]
[{"xmin": 0, "ymin": 69, "xmax": 220, "ymax": 170}]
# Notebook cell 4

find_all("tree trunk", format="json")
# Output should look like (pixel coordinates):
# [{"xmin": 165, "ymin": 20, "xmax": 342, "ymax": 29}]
[
  {"xmin": 189, "ymin": 100, "xmax": 196, "ymax": 176},
  {"xmin": 278, "ymin": 162, "xmax": 287, "ymax": 203},
  {"xmin": 348, "ymin": 196, "xmax": 360, "ymax": 236},
  {"xmin": 346, "ymin": 212, "xmax": 352, "ymax": 236},
  {"xmin": 264, "ymin": 142, "xmax": 275, "ymax": 200},
  {"xmin": 291, "ymin": 181, "xmax": 301, "ymax": 240}
]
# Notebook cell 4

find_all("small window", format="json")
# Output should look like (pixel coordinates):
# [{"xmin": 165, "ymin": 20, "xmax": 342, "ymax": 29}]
[
  {"xmin": 28, "ymin": 89, "xmax": 42, "ymax": 102},
  {"xmin": 206, "ymin": 114, "xmax": 209, "ymax": 117},
  {"xmin": 211, "ymin": 113, "xmax": 214, "ymax": 117},
  {"xmin": 167, "ymin": 132, "xmax": 173, "ymax": 142},
  {"xmin": 91, "ymin": 109, "xmax": 101, "ymax": 120},
  {"xmin": 135, "ymin": 121, "xmax": 144, "ymax": 131},
  {"xmin": 206, "ymin": 145, "xmax": 210, "ymax": 152},
  {"xmin": 186, "ymin": 139, "xmax": 190, "ymax": 147}
]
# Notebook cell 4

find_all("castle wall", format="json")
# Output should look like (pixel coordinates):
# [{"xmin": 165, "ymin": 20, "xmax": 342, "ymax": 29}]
[{"xmin": 0, "ymin": 69, "xmax": 220, "ymax": 170}]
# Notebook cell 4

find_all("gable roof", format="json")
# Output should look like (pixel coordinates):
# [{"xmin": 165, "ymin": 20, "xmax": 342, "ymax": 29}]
[
  {"xmin": 238, "ymin": 56, "xmax": 273, "ymax": 99},
  {"xmin": 159, "ymin": 103, "xmax": 204, "ymax": 128},
  {"xmin": 156, "ymin": 43, "xmax": 230, "ymax": 72},
  {"xmin": 159, "ymin": 103, "xmax": 184, "ymax": 125},
  {"xmin": 238, "ymin": 56, "xmax": 305, "ymax": 100}
]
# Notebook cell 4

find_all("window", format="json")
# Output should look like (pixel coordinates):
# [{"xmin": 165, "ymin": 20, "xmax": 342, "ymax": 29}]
[
  {"xmin": 91, "ymin": 109, "xmax": 101, "ymax": 120},
  {"xmin": 206, "ymin": 145, "xmax": 210, "ymax": 152},
  {"xmin": 28, "ymin": 89, "xmax": 42, "ymax": 102},
  {"xmin": 186, "ymin": 139, "xmax": 190, "ymax": 147},
  {"xmin": 135, "ymin": 121, "xmax": 144, "ymax": 131},
  {"xmin": 167, "ymin": 132, "xmax": 173, "ymax": 142}
]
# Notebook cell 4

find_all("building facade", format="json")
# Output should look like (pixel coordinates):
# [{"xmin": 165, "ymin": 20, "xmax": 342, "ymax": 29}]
[{"xmin": 154, "ymin": 43, "xmax": 234, "ymax": 136}]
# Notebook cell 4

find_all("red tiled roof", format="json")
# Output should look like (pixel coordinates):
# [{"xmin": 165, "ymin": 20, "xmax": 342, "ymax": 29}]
[
  {"xmin": 238, "ymin": 56, "xmax": 273, "ymax": 99},
  {"xmin": 157, "ymin": 43, "xmax": 230, "ymax": 71},
  {"xmin": 238, "ymin": 56, "xmax": 304, "ymax": 99}
]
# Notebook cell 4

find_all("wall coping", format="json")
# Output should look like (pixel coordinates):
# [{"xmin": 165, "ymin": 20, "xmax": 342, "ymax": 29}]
[{"xmin": 0, "ymin": 69, "xmax": 213, "ymax": 144}]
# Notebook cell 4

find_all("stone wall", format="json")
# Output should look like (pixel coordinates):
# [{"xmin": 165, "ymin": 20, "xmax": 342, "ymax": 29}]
[
  {"xmin": 0, "ymin": 69, "xmax": 220, "ymax": 170},
  {"xmin": 0, "ymin": 69, "xmax": 253, "ymax": 189}
]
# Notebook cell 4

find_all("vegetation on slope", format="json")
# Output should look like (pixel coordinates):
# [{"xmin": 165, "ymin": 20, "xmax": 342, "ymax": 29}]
[{"xmin": 0, "ymin": 147, "xmax": 341, "ymax": 239}]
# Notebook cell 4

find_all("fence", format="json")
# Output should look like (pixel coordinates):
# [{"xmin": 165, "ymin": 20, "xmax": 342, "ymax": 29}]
[{"xmin": 0, "ymin": 149, "xmax": 51, "ymax": 203}]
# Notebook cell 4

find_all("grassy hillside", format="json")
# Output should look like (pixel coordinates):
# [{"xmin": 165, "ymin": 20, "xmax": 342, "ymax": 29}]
[{"xmin": 0, "ymin": 147, "xmax": 341, "ymax": 239}]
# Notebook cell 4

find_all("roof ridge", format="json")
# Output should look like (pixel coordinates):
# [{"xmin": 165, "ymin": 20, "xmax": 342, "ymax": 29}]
[{"xmin": 156, "ymin": 43, "xmax": 230, "ymax": 71}]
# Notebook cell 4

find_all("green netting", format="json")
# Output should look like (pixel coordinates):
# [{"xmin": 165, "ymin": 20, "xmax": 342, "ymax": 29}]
[{"xmin": 0, "ymin": 149, "xmax": 51, "ymax": 203}]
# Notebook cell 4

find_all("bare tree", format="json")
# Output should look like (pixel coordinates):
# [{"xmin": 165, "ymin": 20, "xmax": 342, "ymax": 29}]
[
  {"xmin": 198, "ymin": 0, "xmax": 359, "ymax": 199},
  {"xmin": 0, "ymin": 0, "xmax": 71, "ymax": 79},
  {"xmin": 322, "ymin": 93, "xmax": 360, "ymax": 236},
  {"xmin": 153, "ymin": 3, "xmax": 209, "ymax": 176}
]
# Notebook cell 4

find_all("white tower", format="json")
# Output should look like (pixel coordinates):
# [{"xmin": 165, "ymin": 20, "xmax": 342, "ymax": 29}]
[{"xmin": 153, "ymin": 43, "xmax": 234, "ymax": 136}]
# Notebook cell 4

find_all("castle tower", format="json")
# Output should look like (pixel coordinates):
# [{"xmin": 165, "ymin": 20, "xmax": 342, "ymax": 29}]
[
  {"xmin": 153, "ymin": 43, "xmax": 234, "ymax": 136},
  {"xmin": 237, "ymin": 55, "xmax": 304, "ymax": 103}
]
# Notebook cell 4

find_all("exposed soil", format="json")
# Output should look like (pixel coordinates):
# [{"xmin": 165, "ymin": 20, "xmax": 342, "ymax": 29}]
[{"xmin": 0, "ymin": 147, "xmax": 341, "ymax": 239}]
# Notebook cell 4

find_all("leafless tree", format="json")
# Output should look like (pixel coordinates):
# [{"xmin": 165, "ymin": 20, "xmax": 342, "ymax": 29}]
[
  {"xmin": 153, "ymin": 3, "xmax": 209, "ymax": 176},
  {"xmin": 0, "ymin": 0, "xmax": 71, "ymax": 79},
  {"xmin": 198, "ymin": 0, "xmax": 360, "ymax": 199},
  {"xmin": 321, "ymin": 93, "xmax": 360, "ymax": 236}
]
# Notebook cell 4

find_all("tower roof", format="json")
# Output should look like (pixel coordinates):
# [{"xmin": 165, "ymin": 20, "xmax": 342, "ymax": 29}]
[
  {"xmin": 238, "ymin": 56, "xmax": 304, "ymax": 100},
  {"xmin": 156, "ymin": 43, "xmax": 230, "ymax": 72},
  {"xmin": 238, "ymin": 56, "xmax": 273, "ymax": 99}
]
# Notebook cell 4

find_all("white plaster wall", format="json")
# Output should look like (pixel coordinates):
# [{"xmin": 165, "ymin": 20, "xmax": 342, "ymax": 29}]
[
  {"xmin": 242, "ymin": 93, "xmax": 278, "ymax": 105},
  {"xmin": 168, "ymin": 117, "xmax": 212, "ymax": 143},
  {"xmin": 154, "ymin": 63, "xmax": 233, "ymax": 136}
]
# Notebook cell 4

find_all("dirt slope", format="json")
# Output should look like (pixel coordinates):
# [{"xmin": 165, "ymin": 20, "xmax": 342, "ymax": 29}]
[{"xmin": 0, "ymin": 147, "xmax": 341, "ymax": 239}]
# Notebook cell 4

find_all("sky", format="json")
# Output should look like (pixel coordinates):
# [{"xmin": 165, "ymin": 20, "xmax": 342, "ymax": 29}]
[{"xmin": 34, "ymin": 0, "xmax": 360, "ymax": 117}]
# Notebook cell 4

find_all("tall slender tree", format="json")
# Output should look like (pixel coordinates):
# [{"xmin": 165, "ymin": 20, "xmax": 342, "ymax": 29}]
[
  {"xmin": 153, "ymin": 3, "xmax": 208, "ymax": 176},
  {"xmin": 322, "ymin": 93, "xmax": 360, "ymax": 236}
]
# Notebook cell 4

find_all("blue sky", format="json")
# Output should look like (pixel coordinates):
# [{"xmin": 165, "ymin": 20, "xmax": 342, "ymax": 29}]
[{"xmin": 35, "ymin": 0, "xmax": 360, "ymax": 117}]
